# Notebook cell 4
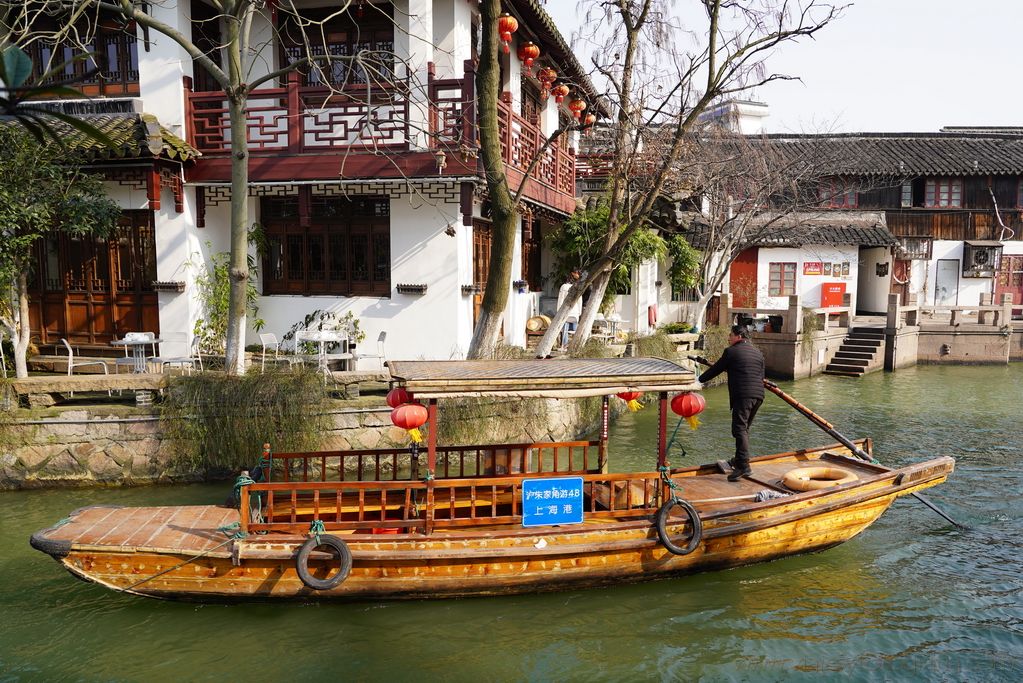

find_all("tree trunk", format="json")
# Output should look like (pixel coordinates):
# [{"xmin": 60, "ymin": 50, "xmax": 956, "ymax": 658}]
[
  {"xmin": 223, "ymin": 96, "xmax": 250, "ymax": 374},
  {"xmin": 14, "ymin": 271, "xmax": 30, "ymax": 378},
  {"xmin": 568, "ymin": 271, "xmax": 612, "ymax": 352},
  {"xmin": 466, "ymin": 0, "xmax": 515, "ymax": 360},
  {"xmin": 534, "ymin": 281, "xmax": 584, "ymax": 358}
]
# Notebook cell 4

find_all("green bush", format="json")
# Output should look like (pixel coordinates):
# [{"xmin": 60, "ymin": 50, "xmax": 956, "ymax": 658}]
[{"xmin": 660, "ymin": 321, "xmax": 693, "ymax": 334}]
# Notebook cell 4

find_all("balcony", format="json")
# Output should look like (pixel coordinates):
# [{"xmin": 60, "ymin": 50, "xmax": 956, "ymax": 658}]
[{"xmin": 184, "ymin": 61, "xmax": 576, "ymax": 212}]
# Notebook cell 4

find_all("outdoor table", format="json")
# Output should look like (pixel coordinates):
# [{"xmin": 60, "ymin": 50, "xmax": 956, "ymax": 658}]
[
  {"xmin": 110, "ymin": 337, "xmax": 162, "ymax": 374},
  {"xmin": 294, "ymin": 330, "xmax": 353, "ymax": 373}
]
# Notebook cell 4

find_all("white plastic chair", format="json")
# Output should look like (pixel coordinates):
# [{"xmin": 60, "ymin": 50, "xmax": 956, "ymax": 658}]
[
  {"xmin": 259, "ymin": 333, "xmax": 302, "ymax": 372},
  {"xmin": 152, "ymin": 336, "xmax": 203, "ymax": 374},
  {"xmin": 60, "ymin": 338, "xmax": 110, "ymax": 396},
  {"xmin": 114, "ymin": 332, "xmax": 157, "ymax": 374},
  {"xmin": 354, "ymin": 331, "xmax": 387, "ymax": 370}
]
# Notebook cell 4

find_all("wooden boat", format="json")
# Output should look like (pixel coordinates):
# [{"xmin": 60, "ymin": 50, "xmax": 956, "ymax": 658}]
[{"xmin": 30, "ymin": 358, "xmax": 954, "ymax": 601}]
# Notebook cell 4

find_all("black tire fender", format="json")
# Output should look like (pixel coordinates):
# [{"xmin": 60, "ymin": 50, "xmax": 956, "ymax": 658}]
[
  {"xmin": 655, "ymin": 498, "xmax": 703, "ymax": 556},
  {"xmin": 295, "ymin": 535, "xmax": 352, "ymax": 590}
]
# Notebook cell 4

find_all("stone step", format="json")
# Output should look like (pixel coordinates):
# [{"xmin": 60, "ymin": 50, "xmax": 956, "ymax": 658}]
[
  {"xmin": 843, "ymin": 338, "xmax": 883, "ymax": 348},
  {"xmin": 834, "ymin": 349, "xmax": 875, "ymax": 360},
  {"xmin": 823, "ymin": 367, "xmax": 865, "ymax": 377},
  {"xmin": 825, "ymin": 361, "xmax": 867, "ymax": 373},
  {"xmin": 830, "ymin": 356, "xmax": 870, "ymax": 367},
  {"xmin": 849, "ymin": 327, "xmax": 885, "ymax": 337}
]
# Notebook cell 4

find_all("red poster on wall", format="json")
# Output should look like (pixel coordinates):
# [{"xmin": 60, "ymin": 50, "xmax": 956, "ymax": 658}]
[
  {"xmin": 803, "ymin": 261, "xmax": 823, "ymax": 275},
  {"xmin": 821, "ymin": 282, "xmax": 846, "ymax": 308}
]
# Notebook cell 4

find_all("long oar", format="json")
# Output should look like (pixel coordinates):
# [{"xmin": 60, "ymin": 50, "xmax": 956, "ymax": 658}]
[{"xmin": 693, "ymin": 357, "xmax": 965, "ymax": 529}]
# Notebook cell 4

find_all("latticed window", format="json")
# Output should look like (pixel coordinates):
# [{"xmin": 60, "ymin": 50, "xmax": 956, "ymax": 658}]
[
  {"xmin": 822, "ymin": 177, "xmax": 857, "ymax": 208},
  {"xmin": 262, "ymin": 193, "xmax": 390, "ymax": 297},
  {"xmin": 280, "ymin": 5, "xmax": 395, "ymax": 87},
  {"xmin": 768, "ymin": 262, "xmax": 796, "ymax": 297},
  {"xmin": 25, "ymin": 22, "xmax": 139, "ymax": 96},
  {"xmin": 924, "ymin": 177, "xmax": 962, "ymax": 208}
]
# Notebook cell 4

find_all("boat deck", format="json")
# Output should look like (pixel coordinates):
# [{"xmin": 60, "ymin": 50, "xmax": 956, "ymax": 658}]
[{"xmin": 43, "ymin": 505, "xmax": 241, "ymax": 555}]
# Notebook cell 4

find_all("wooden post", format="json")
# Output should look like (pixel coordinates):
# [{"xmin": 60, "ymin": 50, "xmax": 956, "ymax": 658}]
[
  {"xmin": 239, "ymin": 485, "xmax": 249, "ymax": 535},
  {"xmin": 599, "ymin": 395, "xmax": 609, "ymax": 473},
  {"xmin": 426, "ymin": 398, "xmax": 438, "ymax": 534},
  {"xmin": 287, "ymin": 71, "xmax": 301, "ymax": 154},
  {"xmin": 657, "ymin": 391, "xmax": 668, "ymax": 468}
]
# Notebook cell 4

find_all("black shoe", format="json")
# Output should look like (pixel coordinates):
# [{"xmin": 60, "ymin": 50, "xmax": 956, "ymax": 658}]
[{"xmin": 727, "ymin": 465, "xmax": 752, "ymax": 482}]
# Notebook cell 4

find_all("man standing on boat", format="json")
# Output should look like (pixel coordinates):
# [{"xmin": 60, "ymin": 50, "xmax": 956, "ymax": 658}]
[{"xmin": 697, "ymin": 325, "xmax": 765, "ymax": 482}]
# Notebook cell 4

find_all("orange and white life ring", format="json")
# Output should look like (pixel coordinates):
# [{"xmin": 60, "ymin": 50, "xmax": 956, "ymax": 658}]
[{"xmin": 782, "ymin": 466, "xmax": 858, "ymax": 492}]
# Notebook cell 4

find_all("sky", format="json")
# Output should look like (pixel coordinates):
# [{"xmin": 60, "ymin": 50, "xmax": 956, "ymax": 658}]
[{"xmin": 546, "ymin": 0, "xmax": 1022, "ymax": 134}]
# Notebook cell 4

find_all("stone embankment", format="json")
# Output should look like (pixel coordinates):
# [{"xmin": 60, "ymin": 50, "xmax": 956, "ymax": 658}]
[{"xmin": 0, "ymin": 397, "xmax": 603, "ymax": 490}]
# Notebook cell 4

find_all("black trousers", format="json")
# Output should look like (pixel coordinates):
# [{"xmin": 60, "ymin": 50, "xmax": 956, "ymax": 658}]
[{"xmin": 731, "ymin": 397, "xmax": 763, "ymax": 467}]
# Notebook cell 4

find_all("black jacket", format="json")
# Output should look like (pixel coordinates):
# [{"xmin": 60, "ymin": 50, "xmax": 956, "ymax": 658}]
[{"xmin": 698, "ymin": 340, "xmax": 765, "ymax": 407}]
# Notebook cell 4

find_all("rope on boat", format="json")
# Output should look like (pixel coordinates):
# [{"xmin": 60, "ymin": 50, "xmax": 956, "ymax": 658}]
[
  {"xmin": 665, "ymin": 418, "xmax": 689, "ymax": 460},
  {"xmin": 117, "ymin": 523, "xmax": 247, "ymax": 593}
]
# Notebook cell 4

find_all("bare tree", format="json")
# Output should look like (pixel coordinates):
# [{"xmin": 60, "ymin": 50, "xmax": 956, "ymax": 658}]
[{"xmin": 528, "ymin": 0, "xmax": 844, "ymax": 358}]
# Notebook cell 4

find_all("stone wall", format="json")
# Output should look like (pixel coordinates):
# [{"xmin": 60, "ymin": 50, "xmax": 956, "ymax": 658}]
[
  {"xmin": 0, "ymin": 397, "xmax": 605, "ymax": 490},
  {"xmin": 917, "ymin": 327, "xmax": 1011, "ymax": 364}
]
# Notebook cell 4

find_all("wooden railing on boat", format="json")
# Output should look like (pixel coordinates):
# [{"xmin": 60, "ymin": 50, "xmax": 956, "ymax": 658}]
[
  {"xmin": 240, "ymin": 471, "xmax": 663, "ymax": 535},
  {"xmin": 240, "ymin": 440, "xmax": 659, "ymax": 535},
  {"xmin": 255, "ymin": 441, "xmax": 603, "ymax": 483}
]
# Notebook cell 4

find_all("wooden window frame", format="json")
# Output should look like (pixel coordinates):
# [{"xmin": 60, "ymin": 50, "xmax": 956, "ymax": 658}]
[
  {"xmin": 768, "ymin": 262, "xmax": 796, "ymax": 297},
  {"xmin": 822, "ymin": 177, "xmax": 858, "ymax": 208},
  {"xmin": 924, "ymin": 177, "xmax": 963, "ymax": 208},
  {"xmin": 897, "ymin": 237, "xmax": 932, "ymax": 260},
  {"xmin": 261, "ymin": 192, "xmax": 390, "ymax": 297},
  {"xmin": 279, "ymin": 4, "xmax": 395, "ymax": 87}
]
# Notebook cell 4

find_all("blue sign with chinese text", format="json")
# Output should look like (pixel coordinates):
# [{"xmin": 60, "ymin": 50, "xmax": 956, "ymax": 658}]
[{"xmin": 521, "ymin": 476, "xmax": 584, "ymax": 527}]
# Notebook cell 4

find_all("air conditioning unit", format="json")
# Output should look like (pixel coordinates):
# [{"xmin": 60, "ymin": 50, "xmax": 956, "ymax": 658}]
[
  {"xmin": 962, "ymin": 240, "xmax": 1002, "ymax": 278},
  {"xmin": 31, "ymin": 98, "xmax": 144, "ymax": 116}
]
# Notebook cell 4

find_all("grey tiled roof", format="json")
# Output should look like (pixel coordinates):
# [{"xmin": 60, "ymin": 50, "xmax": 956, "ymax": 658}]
[
  {"xmin": 762, "ymin": 132, "xmax": 1023, "ymax": 176},
  {"xmin": 677, "ymin": 211, "xmax": 896, "ymax": 250}
]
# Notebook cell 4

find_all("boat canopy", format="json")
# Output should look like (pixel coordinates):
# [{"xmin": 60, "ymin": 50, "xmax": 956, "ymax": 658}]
[{"xmin": 387, "ymin": 357, "xmax": 701, "ymax": 399}]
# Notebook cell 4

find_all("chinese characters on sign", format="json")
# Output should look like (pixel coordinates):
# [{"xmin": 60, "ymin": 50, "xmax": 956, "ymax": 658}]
[
  {"xmin": 521, "ymin": 476, "xmax": 584, "ymax": 527},
  {"xmin": 803, "ymin": 261, "xmax": 823, "ymax": 275}
]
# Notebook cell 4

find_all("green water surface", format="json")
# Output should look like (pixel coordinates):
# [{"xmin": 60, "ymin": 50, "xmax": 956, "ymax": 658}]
[{"xmin": 1, "ymin": 365, "xmax": 1021, "ymax": 682}]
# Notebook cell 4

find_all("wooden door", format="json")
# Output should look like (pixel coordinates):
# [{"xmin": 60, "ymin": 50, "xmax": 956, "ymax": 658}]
[
  {"xmin": 29, "ymin": 211, "xmax": 159, "ymax": 348},
  {"xmin": 891, "ymin": 259, "xmax": 911, "ymax": 305},
  {"xmin": 934, "ymin": 259, "xmax": 959, "ymax": 306},
  {"xmin": 729, "ymin": 248, "xmax": 759, "ymax": 308},
  {"xmin": 995, "ymin": 255, "xmax": 1023, "ymax": 315},
  {"xmin": 472, "ymin": 219, "xmax": 492, "ymax": 324}
]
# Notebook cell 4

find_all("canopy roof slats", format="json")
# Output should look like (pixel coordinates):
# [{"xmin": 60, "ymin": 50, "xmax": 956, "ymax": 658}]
[{"xmin": 388, "ymin": 358, "xmax": 700, "ymax": 398}]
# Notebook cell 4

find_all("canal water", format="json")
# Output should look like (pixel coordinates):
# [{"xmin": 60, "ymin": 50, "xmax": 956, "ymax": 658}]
[{"xmin": 1, "ymin": 365, "xmax": 1021, "ymax": 682}]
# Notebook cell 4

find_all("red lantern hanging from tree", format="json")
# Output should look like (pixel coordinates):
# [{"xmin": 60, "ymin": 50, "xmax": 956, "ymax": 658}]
[
  {"xmin": 551, "ymin": 83, "xmax": 570, "ymax": 104},
  {"xmin": 386, "ymin": 387, "xmax": 414, "ymax": 409},
  {"xmin": 536, "ymin": 67, "xmax": 557, "ymax": 99},
  {"xmin": 391, "ymin": 403, "xmax": 428, "ymax": 443},
  {"xmin": 616, "ymin": 391, "xmax": 643, "ymax": 412},
  {"xmin": 568, "ymin": 98, "xmax": 587, "ymax": 120},
  {"xmin": 582, "ymin": 112, "xmax": 597, "ymax": 136},
  {"xmin": 498, "ymin": 13, "xmax": 518, "ymax": 54},
  {"xmin": 671, "ymin": 392, "xmax": 707, "ymax": 430},
  {"xmin": 517, "ymin": 41, "xmax": 540, "ymax": 75}
]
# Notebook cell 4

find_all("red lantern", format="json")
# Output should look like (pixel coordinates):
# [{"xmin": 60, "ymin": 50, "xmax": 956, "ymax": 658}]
[
  {"xmin": 582, "ymin": 112, "xmax": 597, "ymax": 136},
  {"xmin": 517, "ymin": 41, "xmax": 540, "ymax": 75},
  {"xmin": 616, "ymin": 391, "xmax": 643, "ymax": 412},
  {"xmin": 568, "ymin": 98, "xmax": 587, "ymax": 120},
  {"xmin": 498, "ymin": 13, "xmax": 518, "ymax": 54},
  {"xmin": 551, "ymin": 83, "xmax": 570, "ymax": 104},
  {"xmin": 386, "ymin": 387, "xmax": 414, "ymax": 409},
  {"xmin": 536, "ymin": 67, "xmax": 557, "ymax": 98},
  {"xmin": 391, "ymin": 403, "xmax": 428, "ymax": 443},
  {"xmin": 671, "ymin": 392, "xmax": 707, "ymax": 430}
]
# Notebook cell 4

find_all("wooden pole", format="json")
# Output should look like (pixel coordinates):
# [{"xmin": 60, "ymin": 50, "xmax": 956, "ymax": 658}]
[
  {"xmin": 599, "ymin": 395, "xmax": 609, "ymax": 473},
  {"xmin": 426, "ymin": 398, "xmax": 438, "ymax": 534},
  {"xmin": 657, "ymin": 391, "xmax": 668, "ymax": 468}
]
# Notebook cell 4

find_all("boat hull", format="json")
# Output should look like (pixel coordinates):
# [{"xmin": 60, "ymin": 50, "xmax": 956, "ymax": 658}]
[{"xmin": 33, "ymin": 459, "xmax": 951, "ymax": 601}]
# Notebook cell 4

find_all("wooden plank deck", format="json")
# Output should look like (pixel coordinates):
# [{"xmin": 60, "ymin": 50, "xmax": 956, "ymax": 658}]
[{"xmin": 46, "ymin": 505, "xmax": 239, "ymax": 552}]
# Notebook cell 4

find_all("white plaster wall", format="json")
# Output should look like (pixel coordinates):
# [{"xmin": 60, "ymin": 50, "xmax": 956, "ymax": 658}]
[
  {"xmin": 756, "ymin": 245, "xmax": 859, "ymax": 311},
  {"xmin": 137, "ymin": 1, "xmax": 190, "ymax": 136},
  {"xmin": 857, "ymin": 246, "xmax": 892, "ymax": 314},
  {"xmin": 152, "ymin": 187, "xmax": 204, "ymax": 358},
  {"xmin": 915, "ymin": 240, "xmax": 990, "ymax": 308},
  {"xmin": 238, "ymin": 194, "xmax": 467, "ymax": 365},
  {"xmin": 395, "ymin": 0, "xmax": 434, "ymax": 149},
  {"xmin": 432, "ymin": 0, "xmax": 472, "ymax": 78}
]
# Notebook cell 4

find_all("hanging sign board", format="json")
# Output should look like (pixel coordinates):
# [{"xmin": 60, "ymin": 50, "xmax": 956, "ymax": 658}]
[
  {"xmin": 803, "ymin": 261, "xmax": 823, "ymax": 275},
  {"xmin": 522, "ymin": 476, "xmax": 584, "ymax": 527}
]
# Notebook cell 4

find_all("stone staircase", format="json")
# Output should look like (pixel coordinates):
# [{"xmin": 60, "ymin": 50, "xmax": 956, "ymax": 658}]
[{"xmin": 824, "ymin": 326, "xmax": 886, "ymax": 377}]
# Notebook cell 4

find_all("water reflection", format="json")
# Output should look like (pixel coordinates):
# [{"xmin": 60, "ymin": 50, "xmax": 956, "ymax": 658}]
[{"xmin": 1, "ymin": 365, "xmax": 1022, "ymax": 681}]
